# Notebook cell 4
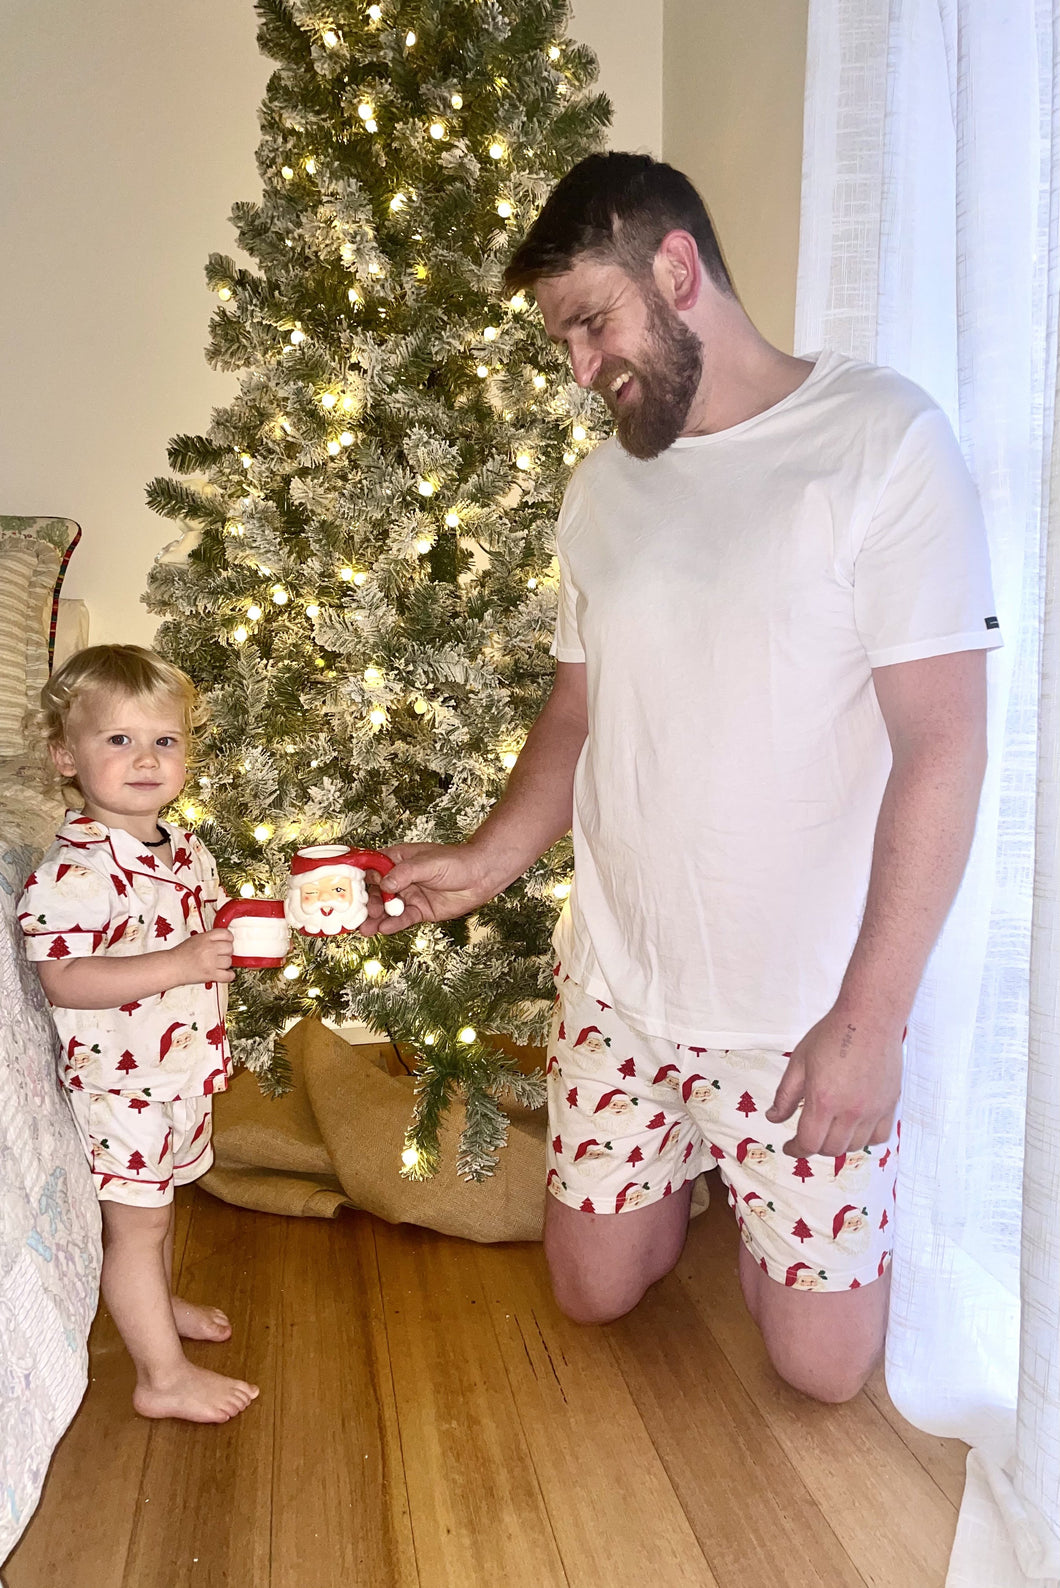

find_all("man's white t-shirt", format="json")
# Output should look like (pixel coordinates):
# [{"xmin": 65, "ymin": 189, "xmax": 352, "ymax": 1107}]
[{"xmin": 550, "ymin": 349, "xmax": 1002, "ymax": 1049}]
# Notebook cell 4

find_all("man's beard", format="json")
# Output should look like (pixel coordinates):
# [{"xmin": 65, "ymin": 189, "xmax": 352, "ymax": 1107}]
[{"xmin": 596, "ymin": 287, "xmax": 704, "ymax": 460}]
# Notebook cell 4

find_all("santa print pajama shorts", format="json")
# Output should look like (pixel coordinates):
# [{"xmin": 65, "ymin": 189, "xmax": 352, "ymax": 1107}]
[
  {"xmin": 65, "ymin": 1087, "xmax": 214, "ymax": 1208},
  {"xmin": 545, "ymin": 969, "xmax": 899, "ymax": 1292}
]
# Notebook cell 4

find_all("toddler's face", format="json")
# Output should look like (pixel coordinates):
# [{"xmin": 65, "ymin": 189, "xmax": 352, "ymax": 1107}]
[{"xmin": 52, "ymin": 689, "xmax": 188, "ymax": 832}]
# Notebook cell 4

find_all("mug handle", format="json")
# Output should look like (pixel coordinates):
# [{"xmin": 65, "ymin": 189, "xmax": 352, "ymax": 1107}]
[{"xmin": 345, "ymin": 849, "xmax": 399, "ymax": 905}]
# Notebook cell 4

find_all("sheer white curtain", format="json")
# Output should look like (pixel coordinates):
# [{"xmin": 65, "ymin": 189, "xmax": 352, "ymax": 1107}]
[{"xmin": 797, "ymin": 2, "xmax": 1059, "ymax": 1584}]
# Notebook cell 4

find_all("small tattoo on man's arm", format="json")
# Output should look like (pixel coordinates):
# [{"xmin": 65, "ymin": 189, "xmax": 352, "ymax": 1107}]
[{"xmin": 839, "ymin": 1023, "xmax": 856, "ymax": 1056}]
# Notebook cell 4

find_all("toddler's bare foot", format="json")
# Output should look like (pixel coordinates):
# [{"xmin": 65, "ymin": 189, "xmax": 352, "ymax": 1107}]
[
  {"xmin": 133, "ymin": 1362, "xmax": 259, "ymax": 1423},
  {"xmin": 171, "ymin": 1297, "xmax": 232, "ymax": 1342}
]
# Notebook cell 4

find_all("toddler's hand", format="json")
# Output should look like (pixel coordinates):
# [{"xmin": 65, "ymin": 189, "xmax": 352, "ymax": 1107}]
[{"xmin": 169, "ymin": 928, "xmax": 236, "ymax": 987}]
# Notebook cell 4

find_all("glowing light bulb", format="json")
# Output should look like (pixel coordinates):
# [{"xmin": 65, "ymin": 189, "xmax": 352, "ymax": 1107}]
[
  {"xmin": 483, "ymin": 325, "xmax": 498, "ymax": 341},
  {"xmin": 501, "ymin": 751, "xmax": 518, "ymax": 769},
  {"xmin": 289, "ymin": 328, "xmax": 305, "ymax": 345},
  {"xmin": 488, "ymin": 142, "xmax": 504, "ymax": 160},
  {"xmin": 509, "ymin": 292, "xmax": 527, "ymax": 312},
  {"xmin": 424, "ymin": 1032, "xmax": 437, "ymax": 1045},
  {"xmin": 564, "ymin": 450, "xmax": 577, "ymax": 465},
  {"xmin": 368, "ymin": 3, "xmax": 382, "ymax": 17},
  {"xmin": 353, "ymin": 571, "xmax": 367, "ymax": 585},
  {"xmin": 414, "ymin": 935, "xmax": 428, "ymax": 950},
  {"xmin": 283, "ymin": 963, "xmax": 301, "ymax": 978},
  {"xmin": 516, "ymin": 453, "xmax": 532, "ymax": 471},
  {"xmin": 553, "ymin": 881, "xmax": 571, "ymax": 900},
  {"xmin": 533, "ymin": 373, "xmax": 547, "ymax": 389},
  {"xmin": 458, "ymin": 1026, "xmax": 476, "ymax": 1044},
  {"xmin": 247, "ymin": 604, "xmax": 263, "ymax": 621},
  {"xmin": 233, "ymin": 624, "xmax": 249, "ymax": 643},
  {"xmin": 240, "ymin": 453, "xmax": 253, "ymax": 468},
  {"xmin": 390, "ymin": 192, "xmax": 406, "ymax": 211},
  {"xmin": 342, "ymin": 395, "xmax": 356, "ymax": 411},
  {"xmin": 363, "ymin": 666, "xmax": 383, "ymax": 686},
  {"xmin": 417, "ymin": 478, "xmax": 435, "ymax": 496},
  {"xmin": 476, "ymin": 364, "xmax": 489, "ymax": 378},
  {"xmin": 369, "ymin": 706, "xmax": 387, "ymax": 727},
  {"xmin": 348, "ymin": 288, "xmax": 361, "ymax": 306},
  {"xmin": 364, "ymin": 958, "xmax": 383, "ymax": 979},
  {"xmin": 402, "ymin": 1146, "xmax": 420, "ymax": 1168},
  {"xmin": 365, "ymin": 118, "xmax": 378, "ymax": 133},
  {"xmin": 271, "ymin": 586, "xmax": 289, "ymax": 604},
  {"xmin": 526, "ymin": 577, "xmax": 537, "ymax": 589},
  {"xmin": 253, "ymin": 824, "xmax": 272, "ymax": 842},
  {"xmin": 413, "ymin": 697, "xmax": 429, "ymax": 714},
  {"xmin": 368, "ymin": 261, "xmax": 382, "ymax": 276},
  {"xmin": 496, "ymin": 200, "xmax": 513, "ymax": 219},
  {"xmin": 405, "ymin": 29, "xmax": 416, "ymax": 45},
  {"xmin": 217, "ymin": 285, "xmax": 232, "ymax": 301},
  {"xmin": 183, "ymin": 804, "xmax": 198, "ymax": 821},
  {"xmin": 307, "ymin": 987, "xmax": 322, "ymax": 998},
  {"xmin": 240, "ymin": 882, "xmax": 256, "ymax": 899},
  {"xmin": 429, "ymin": 121, "xmax": 446, "ymax": 139},
  {"xmin": 320, "ymin": 392, "xmax": 337, "ymax": 409},
  {"xmin": 358, "ymin": 102, "xmax": 374, "ymax": 121},
  {"xmin": 304, "ymin": 157, "xmax": 316, "ymax": 175},
  {"xmin": 444, "ymin": 511, "xmax": 460, "ymax": 528},
  {"xmin": 339, "ymin": 431, "xmax": 354, "ymax": 446},
  {"xmin": 322, "ymin": 28, "xmax": 339, "ymax": 47},
  {"xmin": 281, "ymin": 165, "xmax": 294, "ymax": 180},
  {"xmin": 450, "ymin": 93, "xmax": 463, "ymax": 109},
  {"xmin": 305, "ymin": 603, "xmax": 320, "ymax": 618},
  {"xmin": 327, "ymin": 440, "xmax": 342, "ymax": 456},
  {"xmin": 340, "ymin": 567, "xmax": 354, "ymax": 581},
  {"xmin": 414, "ymin": 537, "xmax": 432, "ymax": 554},
  {"xmin": 572, "ymin": 424, "xmax": 587, "ymax": 442}
]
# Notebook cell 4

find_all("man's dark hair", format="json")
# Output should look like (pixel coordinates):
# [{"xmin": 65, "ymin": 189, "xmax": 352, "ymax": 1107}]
[{"xmin": 503, "ymin": 152, "xmax": 735, "ymax": 296}]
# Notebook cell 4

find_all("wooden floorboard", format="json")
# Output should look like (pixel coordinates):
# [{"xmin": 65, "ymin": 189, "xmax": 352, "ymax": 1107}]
[
  {"xmin": 473, "ymin": 1236, "xmax": 720, "ymax": 1587},
  {"xmin": 270, "ymin": 1211, "xmax": 417, "ymax": 1588},
  {"xmin": 674, "ymin": 1192, "xmax": 961, "ymax": 1588},
  {"xmin": 6, "ymin": 1184, "xmax": 969, "ymax": 1588}
]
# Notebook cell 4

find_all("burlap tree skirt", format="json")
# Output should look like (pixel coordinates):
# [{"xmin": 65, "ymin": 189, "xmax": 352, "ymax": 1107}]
[{"xmin": 200, "ymin": 1018, "xmax": 549, "ymax": 1242}]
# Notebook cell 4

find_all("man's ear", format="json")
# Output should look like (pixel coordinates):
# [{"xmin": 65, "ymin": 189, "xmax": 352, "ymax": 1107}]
[{"xmin": 654, "ymin": 230, "xmax": 702, "ymax": 313}]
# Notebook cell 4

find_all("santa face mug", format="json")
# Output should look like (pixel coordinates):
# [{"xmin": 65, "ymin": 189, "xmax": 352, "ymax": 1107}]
[{"xmin": 284, "ymin": 845, "xmax": 404, "ymax": 937}]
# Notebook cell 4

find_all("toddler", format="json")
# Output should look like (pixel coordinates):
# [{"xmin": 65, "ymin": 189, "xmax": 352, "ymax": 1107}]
[{"xmin": 18, "ymin": 644, "xmax": 258, "ymax": 1423}]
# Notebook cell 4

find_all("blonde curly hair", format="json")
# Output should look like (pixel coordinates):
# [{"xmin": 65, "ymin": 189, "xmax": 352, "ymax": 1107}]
[{"xmin": 35, "ymin": 645, "xmax": 208, "ymax": 790}]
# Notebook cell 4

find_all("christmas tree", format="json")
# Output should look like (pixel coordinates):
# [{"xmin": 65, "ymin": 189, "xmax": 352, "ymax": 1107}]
[{"xmin": 145, "ymin": 0, "xmax": 611, "ymax": 1180}]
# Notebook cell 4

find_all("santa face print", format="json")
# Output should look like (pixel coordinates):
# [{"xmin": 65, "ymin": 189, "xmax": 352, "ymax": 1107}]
[
  {"xmin": 287, "ymin": 867, "xmax": 368, "ymax": 933},
  {"xmin": 51, "ymin": 689, "xmax": 188, "ymax": 844}
]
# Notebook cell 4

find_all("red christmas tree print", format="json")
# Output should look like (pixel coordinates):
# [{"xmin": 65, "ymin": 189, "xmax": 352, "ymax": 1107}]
[
  {"xmin": 206, "ymin": 1022, "xmax": 225, "ymax": 1049},
  {"xmin": 127, "ymin": 1150, "xmax": 147, "ymax": 1173},
  {"xmin": 47, "ymin": 936, "xmax": 71, "ymax": 960},
  {"xmin": 792, "ymin": 1218, "xmax": 813, "ymax": 1244},
  {"xmin": 565, "ymin": 1086, "xmax": 579, "ymax": 1109},
  {"xmin": 552, "ymin": 1135, "xmax": 562, "ymax": 1155},
  {"xmin": 792, "ymin": 1157, "xmax": 814, "ymax": 1181},
  {"xmin": 618, "ymin": 1056, "xmax": 637, "ymax": 1080},
  {"xmin": 154, "ymin": 916, "xmax": 174, "ymax": 940},
  {"xmin": 127, "ymin": 1097, "xmax": 150, "ymax": 1112},
  {"xmin": 646, "ymin": 1111, "xmax": 667, "ymax": 1130},
  {"xmin": 627, "ymin": 1144, "xmax": 644, "ymax": 1167},
  {"xmin": 137, "ymin": 853, "xmax": 159, "ymax": 871},
  {"xmin": 879, "ymin": 1209, "xmax": 889, "ymax": 1231},
  {"xmin": 849, "ymin": 1278, "xmax": 862, "ymax": 1289},
  {"xmin": 580, "ymin": 1197, "xmax": 596, "ymax": 1214},
  {"xmin": 116, "ymin": 1051, "xmax": 137, "ymax": 1076},
  {"xmin": 736, "ymin": 1091, "xmax": 756, "ymax": 1117},
  {"xmin": 119, "ymin": 1001, "xmax": 142, "ymax": 1016}
]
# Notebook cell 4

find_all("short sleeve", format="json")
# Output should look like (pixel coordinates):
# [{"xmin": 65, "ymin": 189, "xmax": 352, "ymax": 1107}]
[
  {"xmin": 18, "ymin": 856, "xmax": 114, "ymax": 962},
  {"xmin": 853, "ymin": 407, "xmax": 1003, "ymax": 667},
  {"xmin": 550, "ymin": 476, "xmax": 587, "ymax": 664}
]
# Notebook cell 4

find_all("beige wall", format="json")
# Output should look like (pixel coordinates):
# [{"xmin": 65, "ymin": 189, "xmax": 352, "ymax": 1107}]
[
  {"xmin": 663, "ymin": 0, "xmax": 808, "ymax": 353},
  {"xmin": 0, "ymin": 2, "xmax": 810, "ymax": 648}
]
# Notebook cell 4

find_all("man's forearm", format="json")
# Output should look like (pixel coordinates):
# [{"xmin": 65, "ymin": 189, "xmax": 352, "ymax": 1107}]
[{"xmin": 833, "ymin": 739, "xmax": 987, "ymax": 1032}]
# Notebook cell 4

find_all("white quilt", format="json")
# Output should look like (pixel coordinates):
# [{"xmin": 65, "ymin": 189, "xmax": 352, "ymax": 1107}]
[{"xmin": 0, "ymin": 756, "xmax": 101, "ymax": 1566}]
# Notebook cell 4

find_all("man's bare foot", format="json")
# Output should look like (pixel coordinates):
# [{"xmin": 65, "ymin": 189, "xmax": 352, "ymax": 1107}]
[
  {"xmin": 171, "ymin": 1297, "xmax": 232, "ymax": 1342},
  {"xmin": 133, "ymin": 1362, "xmax": 259, "ymax": 1423}
]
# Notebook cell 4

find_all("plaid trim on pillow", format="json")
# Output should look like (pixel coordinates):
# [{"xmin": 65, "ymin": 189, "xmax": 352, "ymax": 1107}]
[{"xmin": 0, "ymin": 516, "xmax": 81, "ymax": 669}]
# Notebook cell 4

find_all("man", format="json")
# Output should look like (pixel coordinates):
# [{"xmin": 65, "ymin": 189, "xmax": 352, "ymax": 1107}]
[{"xmin": 364, "ymin": 153, "xmax": 1000, "ymax": 1403}]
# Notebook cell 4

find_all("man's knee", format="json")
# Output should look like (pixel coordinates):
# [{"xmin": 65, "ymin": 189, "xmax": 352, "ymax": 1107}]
[
  {"xmin": 764, "ymin": 1334, "xmax": 880, "ymax": 1403},
  {"xmin": 549, "ymin": 1268, "xmax": 651, "ymax": 1326}
]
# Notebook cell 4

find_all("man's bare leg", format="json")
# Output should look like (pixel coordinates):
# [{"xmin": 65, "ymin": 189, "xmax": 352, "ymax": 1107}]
[
  {"xmin": 544, "ymin": 1180, "xmax": 695, "ymax": 1323},
  {"xmin": 738, "ymin": 1240, "xmax": 890, "ymax": 1402}
]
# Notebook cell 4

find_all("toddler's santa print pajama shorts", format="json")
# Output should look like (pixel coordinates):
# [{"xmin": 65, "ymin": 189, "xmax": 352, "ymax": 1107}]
[{"xmin": 545, "ymin": 969, "xmax": 899, "ymax": 1291}]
